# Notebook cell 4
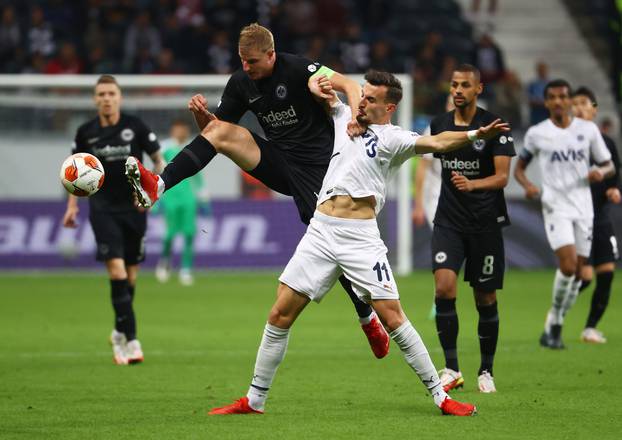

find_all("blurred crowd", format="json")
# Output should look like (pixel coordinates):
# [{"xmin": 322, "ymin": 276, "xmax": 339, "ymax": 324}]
[{"xmin": 0, "ymin": 0, "xmax": 583, "ymax": 129}]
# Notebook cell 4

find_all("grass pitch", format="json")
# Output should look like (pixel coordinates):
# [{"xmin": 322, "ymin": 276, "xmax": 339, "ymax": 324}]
[{"xmin": 1, "ymin": 270, "xmax": 621, "ymax": 439}]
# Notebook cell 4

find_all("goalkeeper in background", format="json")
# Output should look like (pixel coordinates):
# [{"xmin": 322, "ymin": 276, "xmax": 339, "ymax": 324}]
[{"xmin": 155, "ymin": 119, "xmax": 211, "ymax": 286}]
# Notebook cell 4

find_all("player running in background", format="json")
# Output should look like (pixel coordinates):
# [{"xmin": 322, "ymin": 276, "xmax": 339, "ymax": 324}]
[
  {"xmin": 208, "ymin": 71, "xmax": 509, "ymax": 417},
  {"xmin": 125, "ymin": 23, "xmax": 390, "ymax": 358},
  {"xmin": 430, "ymin": 64, "xmax": 515, "ymax": 394},
  {"xmin": 514, "ymin": 79, "xmax": 614, "ymax": 349},
  {"xmin": 62, "ymin": 75, "xmax": 164, "ymax": 365},
  {"xmin": 571, "ymin": 87, "xmax": 620, "ymax": 344},
  {"xmin": 155, "ymin": 119, "xmax": 211, "ymax": 287}
]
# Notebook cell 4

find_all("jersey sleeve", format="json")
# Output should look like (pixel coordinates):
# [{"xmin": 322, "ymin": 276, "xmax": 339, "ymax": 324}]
[
  {"xmin": 288, "ymin": 54, "xmax": 334, "ymax": 81},
  {"xmin": 71, "ymin": 127, "xmax": 85, "ymax": 154},
  {"xmin": 491, "ymin": 130, "xmax": 516, "ymax": 157},
  {"xmin": 135, "ymin": 119, "xmax": 161, "ymax": 155},
  {"xmin": 520, "ymin": 127, "xmax": 538, "ymax": 162},
  {"xmin": 589, "ymin": 122, "xmax": 612, "ymax": 164},
  {"xmin": 214, "ymin": 75, "xmax": 248, "ymax": 123},
  {"xmin": 386, "ymin": 127, "xmax": 421, "ymax": 166}
]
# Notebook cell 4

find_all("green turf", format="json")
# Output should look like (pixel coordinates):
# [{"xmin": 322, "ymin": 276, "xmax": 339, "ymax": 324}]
[{"xmin": 0, "ymin": 270, "xmax": 620, "ymax": 439}]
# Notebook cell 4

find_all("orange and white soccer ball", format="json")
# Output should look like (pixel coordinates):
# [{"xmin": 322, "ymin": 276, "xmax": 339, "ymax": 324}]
[{"xmin": 60, "ymin": 153, "xmax": 105, "ymax": 197}]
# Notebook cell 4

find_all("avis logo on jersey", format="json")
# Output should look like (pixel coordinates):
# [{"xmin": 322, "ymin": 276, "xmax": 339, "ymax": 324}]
[{"xmin": 550, "ymin": 148, "xmax": 586, "ymax": 162}]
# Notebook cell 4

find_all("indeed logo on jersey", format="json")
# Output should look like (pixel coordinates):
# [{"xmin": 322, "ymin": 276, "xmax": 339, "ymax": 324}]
[
  {"xmin": 550, "ymin": 149, "xmax": 586, "ymax": 162},
  {"xmin": 441, "ymin": 157, "xmax": 480, "ymax": 176},
  {"xmin": 259, "ymin": 105, "xmax": 299, "ymax": 128},
  {"xmin": 93, "ymin": 144, "xmax": 131, "ymax": 161}
]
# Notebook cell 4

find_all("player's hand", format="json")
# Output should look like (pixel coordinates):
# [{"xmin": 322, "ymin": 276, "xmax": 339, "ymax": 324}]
[
  {"xmin": 412, "ymin": 205, "xmax": 426, "ymax": 226},
  {"xmin": 188, "ymin": 94, "xmax": 216, "ymax": 130},
  {"xmin": 347, "ymin": 119, "xmax": 366, "ymax": 137},
  {"xmin": 525, "ymin": 184, "xmax": 540, "ymax": 200},
  {"xmin": 309, "ymin": 75, "xmax": 334, "ymax": 100},
  {"xmin": 62, "ymin": 206, "xmax": 79, "ymax": 228},
  {"xmin": 475, "ymin": 118, "xmax": 510, "ymax": 140},
  {"xmin": 606, "ymin": 187, "xmax": 621, "ymax": 204},
  {"xmin": 451, "ymin": 171, "xmax": 474, "ymax": 192},
  {"xmin": 588, "ymin": 169, "xmax": 605, "ymax": 183}
]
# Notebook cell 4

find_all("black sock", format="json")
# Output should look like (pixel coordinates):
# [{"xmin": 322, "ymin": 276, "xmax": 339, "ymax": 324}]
[
  {"xmin": 110, "ymin": 279, "xmax": 136, "ymax": 341},
  {"xmin": 128, "ymin": 284, "xmax": 135, "ymax": 301},
  {"xmin": 579, "ymin": 279, "xmax": 592, "ymax": 293},
  {"xmin": 477, "ymin": 301, "xmax": 499, "ymax": 376},
  {"xmin": 160, "ymin": 135, "xmax": 217, "ymax": 190},
  {"xmin": 435, "ymin": 298, "xmax": 459, "ymax": 372},
  {"xmin": 586, "ymin": 271, "xmax": 613, "ymax": 328},
  {"xmin": 338, "ymin": 275, "xmax": 373, "ymax": 319}
]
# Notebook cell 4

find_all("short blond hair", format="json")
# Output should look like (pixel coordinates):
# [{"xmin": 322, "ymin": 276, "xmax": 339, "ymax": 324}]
[{"xmin": 239, "ymin": 23, "xmax": 274, "ymax": 52}]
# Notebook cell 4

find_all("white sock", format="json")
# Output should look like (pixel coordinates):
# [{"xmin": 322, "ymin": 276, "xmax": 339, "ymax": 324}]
[
  {"xmin": 358, "ymin": 311, "xmax": 375, "ymax": 326},
  {"xmin": 561, "ymin": 279, "xmax": 582, "ymax": 318},
  {"xmin": 246, "ymin": 323, "xmax": 289, "ymax": 411},
  {"xmin": 546, "ymin": 269, "xmax": 574, "ymax": 332},
  {"xmin": 389, "ymin": 320, "xmax": 447, "ymax": 407}
]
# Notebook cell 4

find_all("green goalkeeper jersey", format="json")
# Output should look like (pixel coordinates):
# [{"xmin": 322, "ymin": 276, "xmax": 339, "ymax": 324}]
[{"xmin": 161, "ymin": 138, "xmax": 204, "ymax": 206}]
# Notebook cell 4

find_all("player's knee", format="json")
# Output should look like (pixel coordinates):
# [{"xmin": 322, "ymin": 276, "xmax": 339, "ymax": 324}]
[
  {"xmin": 201, "ymin": 120, "xmax": 230, "ymax": 152},
  {"xmin": 267, "ymin": 306, "xmax": 293, "ymax": 329},
  {"xmin": 435, "ymin": 280, "xmax": 456, "ymax": 299},
  {"xmin": 474, "ymin": 290, "xmax": 496, "ymax": 306},
  {"xmin": 559, "ymin": 258, "xmax": 577, "ymax": 276}
]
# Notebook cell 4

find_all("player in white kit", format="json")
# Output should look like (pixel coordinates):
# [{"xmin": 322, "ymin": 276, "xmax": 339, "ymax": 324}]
[
  {"xmin": 514, "ymin": 79, "xmax": 614, "ymax": 349},
  {"xmin": 209, "ymin": 71, "xmax": 509, "ymax": 417}
]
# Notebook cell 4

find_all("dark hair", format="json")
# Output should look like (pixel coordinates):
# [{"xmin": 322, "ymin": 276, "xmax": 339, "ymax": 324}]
[
  {"xmin": 95, "ymin": 74, "xmax": 119, "ymax": 88},
  {"xmin": 543, "ymin": 79, "xmax": 571, "ymax": 99},
  {"xmin": 364, "ymin": 70, "xmax": 402, "ymax": 104},
  {"xmin": 454, "ymin": 63, "xmax": 481, "ymax": 82},
  {"xmin": 572, "ymin": 86, "xmax": 597, "ymax": 107}
]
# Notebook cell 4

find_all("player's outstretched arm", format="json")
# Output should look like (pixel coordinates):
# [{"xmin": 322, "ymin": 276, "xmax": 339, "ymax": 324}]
[
  {"xmin": 328, "ymin": 72, "xmax": 364, "ymax": 137},
  {"xmin": 62, "ymin": 194, "xmax": 79, "ymax": 228},
  {"xmin": 309, "ymin": 75, "xmax": 340, "ymax": 107},
  {"xmin": 415, "ymin": 119, "xmax": 510, "ymax": 154}
]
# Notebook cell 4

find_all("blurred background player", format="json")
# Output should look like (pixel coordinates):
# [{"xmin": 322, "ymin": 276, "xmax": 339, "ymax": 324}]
[
  {"xmin": 571, "ymin": 87, "xmax": 621, "ymax": 344},
  {"xmin": 515, "ymin": 79, "xmax": 614, "ymax": 349},
  {"xmin": 125, "ymin": 23, "xmax": 390, "ymax": 358},
  {"xmin": 62, "ymin": 75, "xmax": 163, "ymax": 365},
  {"xmin": 155, "ymin": 119, "xmax": 211, "ymax": 286},
  {"xmin": 430, "ymin": 64, "xmax": 515, "ymax": 394},
  {"xmin": 209, "ymin": 71, "xmax": 509, "ymax": 417}
]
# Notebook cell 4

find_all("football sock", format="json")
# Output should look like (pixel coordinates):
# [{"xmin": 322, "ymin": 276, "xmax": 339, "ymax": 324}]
[
  {"xmin": 160, "ymin": 135, "xmax": 217, "ymax": 191},
  {"xmin": 435, "ymin": 297, "xmax": 459, "ymax": 372},
  {"xmin": 579, "ymin": 278, "xmax": 591, "ymax": 293},
  {"xmin": 247, "ymin": 323, "xmax": 290, "ymax": 411},
  {"xmin": 127, "ymin": 283, "xmax": 135, "ymax": 301},
  {"xmin": 181, "ymin": 234, "xmax": 194, "ymax": 270},
  {"xmin": 110, "ymin": 279, "xmax": 136, "ymax": 341},
  {"xmin": 586, "ymin": 271, "xmax": 613, "ymax": 328},
  {"xmin": 358, "ymin": 311, "xmax": 375, "ymax": 326},
  {"xmin": 390, "ymin": 320, "xmax": 447, "ymax": 407},
  {"xmin": 339, "ymin": 275, "xmax": 373, "ymax": 318},
  {"xmin": 561, "ymin": 278, "xmax": 582, "ymax": 318},
  {"xmin": 476, "ymin": 301, "xmax": 499, "ymax": 376},
  {"xmin": 545, "ymin": 269, "xmax": 573, "ymax": 331}
]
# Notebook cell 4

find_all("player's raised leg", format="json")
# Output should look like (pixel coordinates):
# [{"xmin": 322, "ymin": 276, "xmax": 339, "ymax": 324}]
[
  {"xmin": 371, "ymin": 298, "xmax": 476, "ymax": 416},
  {"xmin": 209, "ymin": 282, "xmax": 310, "ymax": 415}
]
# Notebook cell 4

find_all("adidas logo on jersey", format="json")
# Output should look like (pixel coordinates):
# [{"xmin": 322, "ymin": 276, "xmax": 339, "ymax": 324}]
[
  {"xmin": 550, "ymin": 149, "xmax": 586, "ymax": 162},
  {"xmin": 441, "ymin": 157, "xmax": 480, "ymax": 171},
  {"xmin": 260, "ymin": 105, "xmax": 298, "ymax": 127}
]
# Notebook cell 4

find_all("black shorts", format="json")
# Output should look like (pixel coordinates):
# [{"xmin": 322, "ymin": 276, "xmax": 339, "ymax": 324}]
[
  {"xmin": 431, "ymin": 224, "xmax": 505, "ymax": 290},
  {"xmin": 89, "ymin": 209, "xmax": 147, "ymax": 264},
  {"xmin": 249, "ymin": 133, "xmax": 327, "ymax": 225},
  {"xmin": 589, "ymin": 220, "xmax": 619, "ymax": 266}
]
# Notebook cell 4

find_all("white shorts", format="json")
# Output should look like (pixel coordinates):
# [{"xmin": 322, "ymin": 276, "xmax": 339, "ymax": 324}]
[
  {"xmin": 279, "ymin": 211, "xmax": 399, "ymax": 304},
  {"xmin": 542, "ymin": 214, "xmax": 593, "ymax": 257}
]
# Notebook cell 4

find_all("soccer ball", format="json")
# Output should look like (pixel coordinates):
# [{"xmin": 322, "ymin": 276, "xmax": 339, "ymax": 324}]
[{"xmin": 60, "ymin": 153, "xmax": 105, "ymax": 197}]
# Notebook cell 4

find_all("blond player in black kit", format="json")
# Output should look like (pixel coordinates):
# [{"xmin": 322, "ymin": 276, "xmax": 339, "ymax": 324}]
[{"xmin": 125, "ymin": 23, "xmax": 391, "ymax": 358}]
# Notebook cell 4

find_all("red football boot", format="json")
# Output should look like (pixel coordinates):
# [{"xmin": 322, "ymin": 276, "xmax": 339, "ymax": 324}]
[
  {"xmin": 125, "ymin": 156, "xmax": 161, "ymax": 208},
  {"xmin": 440, "ymin": 397, "xmax": 477, "ymax": 416},
  {"xmin": 208, "ymin": 397, "xmax": 264, "ymax": 415},
  {"xmin": 361, "ymin": 314, "xmax": 390, "ymax": 359}
]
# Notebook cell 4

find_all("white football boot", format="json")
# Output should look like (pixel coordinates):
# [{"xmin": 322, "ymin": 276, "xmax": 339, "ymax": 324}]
[
  {"xmin": 155, "ymin": 259, "xmax": 171, "ymax": 283},
  {"xmin": 581, "ymin": 327, "xmax": 607, "ymax": 344},
  {"xmin": 110, "ymin": 329, "xmax": 128, "ymax": 365},
  {"xmin": 179, "ymin": 268, "xmax": 194, "ymax": 286},
  {"xmin": 438, "ymin": 368, "xmax": 464, "ymax": 392},
  {"xmin": 477, "ymin": 370, "xmax": 497, "ymax": 393},
  {"xmin": 126, "ymin": 339, "xmax": 144, "ymax": 364}
]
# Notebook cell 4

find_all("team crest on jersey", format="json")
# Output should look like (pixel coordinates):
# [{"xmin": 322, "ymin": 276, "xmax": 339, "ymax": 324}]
[
  {"xmin": 577, "ymin": 134, "xmax": 585, "ymax": 142},
  {"xmin": 472, "ymin": 139, "xmax": 486, "ymax": 152},
  {"xmin": 275, "ymin": 84, "xmax": 288, "ymax": 99},
  {"xmin": 435, "ymin": 252, "xmax": 447, "ymax": 263},
  {"xmin": 499, "ymin": 135, "xmax": 507, "ymax": 144},
  {"xmin": 121, "ymin": 128, "xmax": 135, "ymax": 142},
  {"xmin": 307, "ymin": 64, "xmax": 318, "ymax": 72}
]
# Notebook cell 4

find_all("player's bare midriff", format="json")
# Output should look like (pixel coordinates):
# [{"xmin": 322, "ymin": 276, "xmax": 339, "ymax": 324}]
[{"xmin": 317, "ymin": 195, "xmax": 376, "ymax": 219}]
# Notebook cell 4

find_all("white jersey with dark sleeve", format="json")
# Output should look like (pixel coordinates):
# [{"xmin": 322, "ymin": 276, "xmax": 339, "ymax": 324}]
[
  {"xmin": 317, "ymin": 103, "xmax": 420, "ymax": 214},
  {"xmin": 522, "ymin": 117, "xmax": 611, "ymax": 219},
  {"xmin": 215, "ymin": 52, "xmax": 335, "ymax": 166}
]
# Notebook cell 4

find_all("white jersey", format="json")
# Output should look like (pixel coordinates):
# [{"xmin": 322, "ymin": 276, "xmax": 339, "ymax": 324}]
[
  {"xmin": 523, "ymin": 117, "xmax": 611, "ymax": 219},
  {"xmin": 317, "ymin": 103, "xmax": 421, "ymax": 214}
]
